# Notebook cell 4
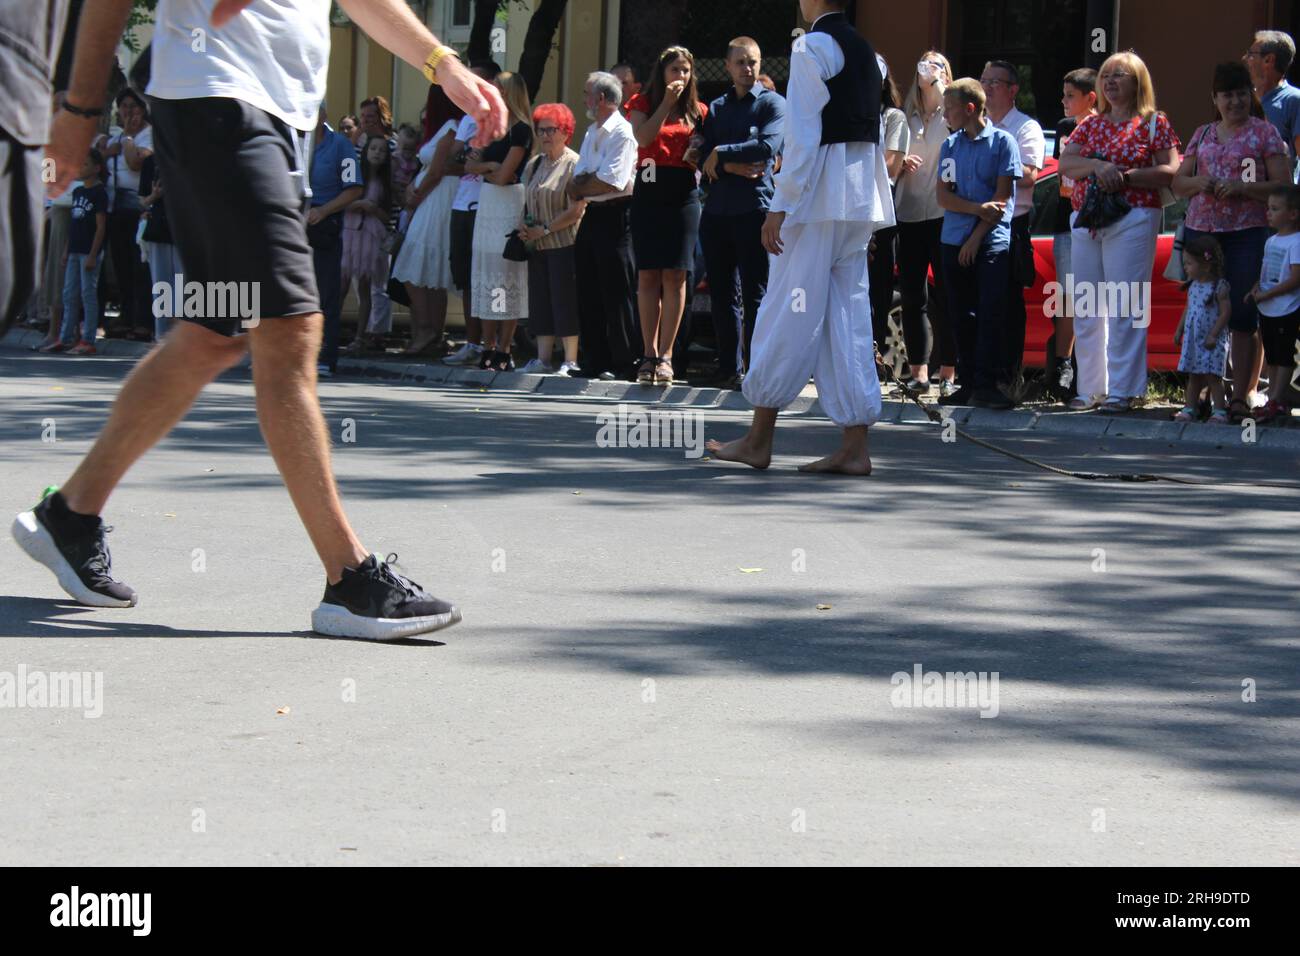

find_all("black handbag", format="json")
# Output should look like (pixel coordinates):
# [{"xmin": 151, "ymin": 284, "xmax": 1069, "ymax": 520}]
[
  {"xmin": 502, "ymin": 230, "xmax": 529, "ymax": 262},
  {"xmin": 1072, "ymin": 171, "xmax": 1131, "ymax": 232}
]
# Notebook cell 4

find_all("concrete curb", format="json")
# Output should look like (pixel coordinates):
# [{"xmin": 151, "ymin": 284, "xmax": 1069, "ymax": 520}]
[{"xmin": 6, "ymin": 328, "xmax": 1299, "ymax": 451}]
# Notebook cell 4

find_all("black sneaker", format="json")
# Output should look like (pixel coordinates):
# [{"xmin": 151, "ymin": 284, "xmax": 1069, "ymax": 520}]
[
  {"xmin": 11, "ymin": 490, "xmax": 137, "ymax": 607},
  {"xmin": 938, "ymin": 386, "xmax": 974, "ymax": 407},
  {"xmin": 312, "ymin": 553, "xmax": 461, "ymax": 640},
  {"xmin": 971, "ymin": 387, "xmax": 1016, "ymax": 410}
]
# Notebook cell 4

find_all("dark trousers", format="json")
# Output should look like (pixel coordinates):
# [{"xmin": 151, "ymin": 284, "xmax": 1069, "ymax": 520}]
[
  {"xmin": 868, "ymin": 223, "xmax": 898, "ymax": 354},
  {"xmin": 1002, "ymin": 212, "xmax": 1033, "ymax": 378},
  {"xmin": 575, "ymin": 199, "xmax": 637, "ymax": 376},
  {"xmin": 699, "ymin": 209, "xmax": 768, "ymax": 375},
  {"xmin": 106, "ymin": 201, "xmax": 151, "ymax": 333},
  {"xmin": 942, "ymin": 242, "xmax": 1009, "ymax": 392},
  {"xmin": 897, "ymin": 217, "xmax": 956, "ymax": 368},
  {"xmin": 309, "ymin": 211, "xmax": 344, "ymax": 371}
]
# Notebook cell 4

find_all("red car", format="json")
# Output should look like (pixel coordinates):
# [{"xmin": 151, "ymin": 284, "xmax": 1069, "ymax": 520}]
[{"xmin": 1024, "ymin": 156, "xmax": 1187, "ymax": 371}]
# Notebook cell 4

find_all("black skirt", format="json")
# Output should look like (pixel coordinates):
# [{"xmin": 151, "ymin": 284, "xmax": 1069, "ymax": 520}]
[{"xmin": 631, "ymin": 166, "xmax": 701, "ymax": 271}]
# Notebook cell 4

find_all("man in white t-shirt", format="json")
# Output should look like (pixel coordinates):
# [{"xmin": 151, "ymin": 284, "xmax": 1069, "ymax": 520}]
[
  {"xmin": 982, "ymin": 59, "xmax": 1045, "ymax": 383},
  {"xmin": 17, "ymin": 0, "xmax": 507, "ymax": 641}
]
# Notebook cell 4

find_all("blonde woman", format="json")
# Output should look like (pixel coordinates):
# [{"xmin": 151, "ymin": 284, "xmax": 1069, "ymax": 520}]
[
  {"xmin": 465, "ymin": 71, "xmax": 534, "ymax": 371},
  {"xmin": 894, "ymin": 50, "xmax": 958, "ymax": 395},
  {"xmin": 1059, "ymin": 51, "xmax": 1181, "ymax": 412}
]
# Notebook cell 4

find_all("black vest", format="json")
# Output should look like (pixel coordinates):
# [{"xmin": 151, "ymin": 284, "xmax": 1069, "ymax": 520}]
[{"xmin": 810, "ymin": 12, "xmax": 881, "ymax": 146}]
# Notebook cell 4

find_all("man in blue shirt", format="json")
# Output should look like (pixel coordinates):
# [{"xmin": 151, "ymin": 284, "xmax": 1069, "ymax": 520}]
[
  {"xmin": 698, "ymin": 36, "xmax": 786, "ymax": 387},
  {"xmin": 309, "ymin": 103, "xmax": 364, "ymax": 375},
  {"xmin": 936, "ymin": 78, "xmax": 1019, "ymax": 409},
  {"xmin": 1246, "ymin": 30, "xmax": 1300, "ymax": 182}
]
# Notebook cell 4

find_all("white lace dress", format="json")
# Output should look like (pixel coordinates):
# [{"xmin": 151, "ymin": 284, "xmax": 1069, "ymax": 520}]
[
  {"xmin": 391, "ymin": 122, "xmax": 459, "ymax": 290},
  {"xmin": 470, "ymin": 179, "xmax": 528, "ymax": 321}
]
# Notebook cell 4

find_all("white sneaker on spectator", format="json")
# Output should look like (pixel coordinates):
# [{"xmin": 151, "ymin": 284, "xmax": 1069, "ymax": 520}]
[
  {"xmin": 518, "ymin": 358, "xmax": 553, "ymax": 374},
  {"xmin": 443, "ymin": 343, "xmax": 484, "ymax": 366},
  {"xmin": 556, "ymin": 362, "xmax": 580, "ymax": 377}
]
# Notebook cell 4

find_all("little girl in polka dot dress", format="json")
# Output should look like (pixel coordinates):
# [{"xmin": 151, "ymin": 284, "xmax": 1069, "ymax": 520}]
[{"xmin": 1173, "ymin": 235, "xmax": 1230, "ymax": 423}]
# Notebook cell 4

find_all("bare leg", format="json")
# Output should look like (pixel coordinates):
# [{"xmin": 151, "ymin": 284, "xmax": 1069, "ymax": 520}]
[
  {"xmin": 461, "ymin": 290, "xmax": 481, "ymax": 346},
  {"xmin": 1230, "ymin": 329, "xmax": 1259, "ymax": 404},
  {"xmin": 798, "ymin": 424, "xmax": 873, "ymax": 476},
  {"xmin": 656, "ymin": 268, "xmax": 688, "ymax": 358},
  {"xmin": 428, "ymin": 288, "xmax": 448, "ymax": 342},
  {"xmin": 637, "ymin": 269, "xmax": 662, "ymax": 357},
  {"xmin": 561, "ymin": 334, "xmax": 579, "ymax": 365},
  {"xmin": 248, "ymin": 313, "xmax": 367, "ymax": 584},
  {"xmin": 705, "ymin": 406, "xmax": 777, "ymax": 470},
  {"xmin": 497, "ymin": 318, "xmax": 518, "ymax": 359},
  {"xmin": 60, "ymin": 322, "xmax": 249, "ymax": 516},
  {"xmin": 536, "ymin": 334, "xmax": 555, "ymax": 365},
  {"xmin": 403, "ymin": 283, "xmax": 427, "ymax": 350}
]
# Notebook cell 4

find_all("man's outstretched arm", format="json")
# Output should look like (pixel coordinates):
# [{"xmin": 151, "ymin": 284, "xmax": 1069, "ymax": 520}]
[{"xmin": 45, "ymin": 0, "xmax": 134, "ymax": 198}]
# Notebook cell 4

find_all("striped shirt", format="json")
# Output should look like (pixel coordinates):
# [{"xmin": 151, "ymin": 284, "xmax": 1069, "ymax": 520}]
[{"xmin": 523, "ymin": 148, "xmax": 581, "ymax": 251}]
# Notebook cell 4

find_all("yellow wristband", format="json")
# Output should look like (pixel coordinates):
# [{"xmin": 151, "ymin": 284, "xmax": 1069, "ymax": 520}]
[{"xmin": 423, "ymin": 46, "xmax": 459, "ymax": 86}]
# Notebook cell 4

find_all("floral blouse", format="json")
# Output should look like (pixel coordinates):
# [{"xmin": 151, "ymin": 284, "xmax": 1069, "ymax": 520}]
[
  {"xmin": 1184, "ymin": 117, "xmax": 1286, "ymax": 233},
  {"xmin": 1066, "ymin": 112, "xmax": 1181, "ymax": 211}
]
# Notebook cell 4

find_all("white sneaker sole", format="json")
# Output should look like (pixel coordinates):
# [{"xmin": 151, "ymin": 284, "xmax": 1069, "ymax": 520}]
[
  {"xmin": 11, "ymin": 510, "xmax": 137, "ymax": 608},
  {"xmin": 310, "ymin": 602, "xmax": 462, "ymax": 641}
]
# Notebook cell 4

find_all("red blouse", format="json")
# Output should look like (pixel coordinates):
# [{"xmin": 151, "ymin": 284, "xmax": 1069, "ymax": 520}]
[
  {"xmin": 626, "ymin": 92, "xmax": 707, "ymax": 169},
  {"xmin": 1066, "ymin": 112, "xmax": 1181, "ymax": 211}
]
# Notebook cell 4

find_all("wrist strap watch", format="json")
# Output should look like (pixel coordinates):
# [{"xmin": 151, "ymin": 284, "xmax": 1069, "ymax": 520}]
[{"xmin": 423, "ymin": 46, "xmax": 460, "ymax": 86}]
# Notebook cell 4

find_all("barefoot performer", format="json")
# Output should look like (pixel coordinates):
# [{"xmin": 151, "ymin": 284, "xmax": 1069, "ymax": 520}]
[{"xmin": 706, "ymin": 0, "xmax": 894, "ymax": 475}]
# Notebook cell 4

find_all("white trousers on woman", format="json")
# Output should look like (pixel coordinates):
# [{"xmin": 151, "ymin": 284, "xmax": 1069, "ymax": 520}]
[
  {"xmin": 741, "ymin": 219, "xmax": 881, "ymax": 428},
  {"xmin": 1069, "ymin": 206, "xmax": 1162, "ymax": 400}
]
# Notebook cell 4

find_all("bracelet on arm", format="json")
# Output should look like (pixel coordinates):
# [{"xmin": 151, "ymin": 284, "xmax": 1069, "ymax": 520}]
[
  {"xmin": 423, "ymin": 46, "xmax": 460, "ymax": 86},
  {"xmin": 61, "ymin": 95, "xmax": 105, "ymax": 119}
]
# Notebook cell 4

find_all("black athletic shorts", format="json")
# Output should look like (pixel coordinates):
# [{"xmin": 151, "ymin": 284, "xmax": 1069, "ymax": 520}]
[
  {"xmin": 148, "ymin": 96, "xmax": 320, "ymax": 334},
  {"xmin": 1260, "ymin": 308, "xmax": 1300, "ymax": 367},
  {"xmin": 450, "ymin": 207, "xmax": 476, "ymax": 293},
  {"xmin": 0, "ymin": 127, "xmax": 43, "ymax": 333}
]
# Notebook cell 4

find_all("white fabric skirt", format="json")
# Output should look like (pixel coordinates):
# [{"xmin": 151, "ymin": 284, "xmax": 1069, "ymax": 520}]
[
  {"xmin": 470, "ymin": 181, "xmax": 528, "ymax": 320},
  {"xmin": 391, "ymin": 171, "xmax": 457, "ymax": 289}
]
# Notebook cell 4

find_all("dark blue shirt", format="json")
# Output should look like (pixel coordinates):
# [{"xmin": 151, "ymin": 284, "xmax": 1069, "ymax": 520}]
[
  {"xmin": 699, "ymin": 85, "xmax": 786, "ymax": 215},
  {"xmin": 68, "ymin": 182, "xmax": 108, "ymax": 255},
  {"xmin": 939, "ymin": 122, "xmax": 1020, "ymax": 252},
  {"xmin": 311, "ymin": 125, "xmax": 364, "ymax": 208}
]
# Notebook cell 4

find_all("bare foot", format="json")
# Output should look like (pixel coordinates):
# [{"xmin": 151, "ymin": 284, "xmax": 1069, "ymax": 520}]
[
  {"xmin": 797, "ymin": 449, "xmax": 872, "ymax": 476},
  {"xmin": 706, "ymin": 436, "xmax": 771, "ymax": 470}
]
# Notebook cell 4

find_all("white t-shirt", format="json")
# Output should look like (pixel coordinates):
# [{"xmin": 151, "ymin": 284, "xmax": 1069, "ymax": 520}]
[
  {"xmin": 452, "ymin": 117, "xmax": 483, "ymax": 211},
  {"xmin": 147, "ymin": 0, "xmax": 330, "ymax": 133},
  {"xmin": 105, "ymin": 126, "xmax": 153, "ymax": 198},
  {"xmin": 994, "ymin": 106, "xmax": 1045, "ymax": 218},
  {"xmin": 1258, "ymin": 231, "xmax": 1300, "ymax": 317}
]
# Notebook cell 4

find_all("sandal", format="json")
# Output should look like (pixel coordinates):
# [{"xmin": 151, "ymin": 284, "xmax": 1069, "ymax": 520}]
[
  {"xmin": 1096, "ymin": 396, "xmax": 1131, "ymax": 415},
  {"xmin": 1068, "ymin": 394, "xmax": 1100, "ymax": 411},
  {"xmin": 1208, "ymin": 407, "xmax": 1232, "ymax": 425},
  {"xmin": 1172, "ymin": 406, "xmax": 1197, "ymax": 423},
  {"xmin": 1227, "ymin": 399, "xmax": 1251, "ymax": 423},
  {"xmin": 654, "ymin": 358, "xmax": 674, "ymax": 386},
  {"xmin": 637, "ymin": 357, "xmax": 657, "ymax": 385},
  {"xmin": 1254, "ymin": 400, "xmax": 1290, "ymax": 424}
]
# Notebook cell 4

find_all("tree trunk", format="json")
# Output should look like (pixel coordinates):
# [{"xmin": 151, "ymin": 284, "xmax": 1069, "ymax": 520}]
[
  {"xmin": 518, "ymin": 0, "xmax": 568, "ymax": 101},
  {"xmin": 467, "ymin": 0, "xmax": 502, "ymax": 63}
]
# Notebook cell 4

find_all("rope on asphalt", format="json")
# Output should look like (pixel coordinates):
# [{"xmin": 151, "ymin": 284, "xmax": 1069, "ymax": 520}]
[{"xmin": 876, "ymin": 363, "xmax": 1300, "ymax": 491}]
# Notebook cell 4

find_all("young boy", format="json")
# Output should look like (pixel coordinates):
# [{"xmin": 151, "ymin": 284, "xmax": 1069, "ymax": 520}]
[
  {"xmin": 707, "ymin": 0, "xmax": 894, "ymax": 475},
  {"xmin": 935, "ymin": 78, "xmax": 1020, "ymax": 409},
  {"xmin": 1247, "ymin": 185, "xmax": 1300, "ymax": 422},
  {"xmin": 57, "ymin": 148, "xmax": 108, "ymax": 355},
  {"xmin": 1051, "ymin": 67, "xmax": 1098, "ymax": 396}
]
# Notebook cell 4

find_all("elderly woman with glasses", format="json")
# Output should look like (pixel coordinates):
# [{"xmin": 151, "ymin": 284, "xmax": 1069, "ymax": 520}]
[
  {"xmin": 515, "ymin": 103, "xmax": 586, "ymax": 374},
  {"xmin": 1058, "ymin": 51, "xmax": 1181, "ymax": 414}
]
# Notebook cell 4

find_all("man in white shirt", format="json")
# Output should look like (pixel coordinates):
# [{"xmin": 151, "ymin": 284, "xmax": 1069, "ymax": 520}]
[
  {"xmin": 982, "ymin": 59, "xmax": 1045, "ymax": 382},
  {"xmin": 16, "ymin": 0, "xmax": 507, "ymax": 641},
  {"xmin": 708, "ymin": 0, "xmax": 894, "ymax": 476},
  {"xmin": 566, "ymin": 71, "xmax": 639, "ymax": 379}
]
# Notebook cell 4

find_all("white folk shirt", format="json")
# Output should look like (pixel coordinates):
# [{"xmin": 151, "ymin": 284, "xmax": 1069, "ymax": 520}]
[
  {"xmin": 994, "ymin": 106, "xmax": 1045, "ymax": 219},
  {"xmin": 572, "ymin": 108, "xmax": 637, "ymax": 202},
  {"xmin": 770, "ymin": 29, "xmax": 894, "ymax": 231},
  {"xmin": 147, "ymin": 0, "xmax": 330, "ymax": 133}
]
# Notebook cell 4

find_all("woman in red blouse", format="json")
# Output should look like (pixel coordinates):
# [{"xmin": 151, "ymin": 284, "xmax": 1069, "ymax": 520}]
[
  {"xmin": 628, "ymin": 46, "xmax": 708, "ymax": 385},
  {"xmin": 1059, "ymin": 51, "xmax": 1181, "ymax": 413}
]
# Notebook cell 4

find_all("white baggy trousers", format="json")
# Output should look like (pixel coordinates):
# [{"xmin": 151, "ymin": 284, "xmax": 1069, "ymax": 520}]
[{"xmin": 741, "ymin": 219, "xmax": 882, "ymax": 427}]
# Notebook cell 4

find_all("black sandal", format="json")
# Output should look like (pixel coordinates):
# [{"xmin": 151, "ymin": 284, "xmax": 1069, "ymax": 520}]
[
  {"xmin": 1227, "ymin": 399, "xmax": 1251, "ymax": 423},
  {"xmin": 637, "ymin": 356, "xmax": 657, "ymax": 385}
]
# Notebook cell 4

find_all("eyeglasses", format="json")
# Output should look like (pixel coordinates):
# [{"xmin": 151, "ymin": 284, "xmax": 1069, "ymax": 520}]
[
  {"xmin": 1244, "ymin": 48, "xmax": 1267, "ymax": 59},
  {"xmin": 537, "ymin": 126, "xmax": 559, "ymax": 136},
  {"xmin": 1099, "ymin": 71, "xmax": 1134, "ymax": 81}
]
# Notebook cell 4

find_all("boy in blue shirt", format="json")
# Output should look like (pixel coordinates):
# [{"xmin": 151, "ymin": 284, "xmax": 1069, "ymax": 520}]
[
  {"xmin": 57, "ymin": 149, "xmax": 109, "ymax": 354},
  {"xmin": 936, "ymin": 78, "xmax": 1020, "ymax": 408}
]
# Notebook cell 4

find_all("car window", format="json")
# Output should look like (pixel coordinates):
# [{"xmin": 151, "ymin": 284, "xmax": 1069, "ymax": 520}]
[{"xmin": 1030, "ymin": 173, "xmax": 1059, "ymax": 236}]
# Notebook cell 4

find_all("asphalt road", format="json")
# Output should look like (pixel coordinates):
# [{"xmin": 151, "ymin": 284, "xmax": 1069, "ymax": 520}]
[{"xmin": 1, "ymin": 351, "xmax": 1297, "ymax": 866}]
